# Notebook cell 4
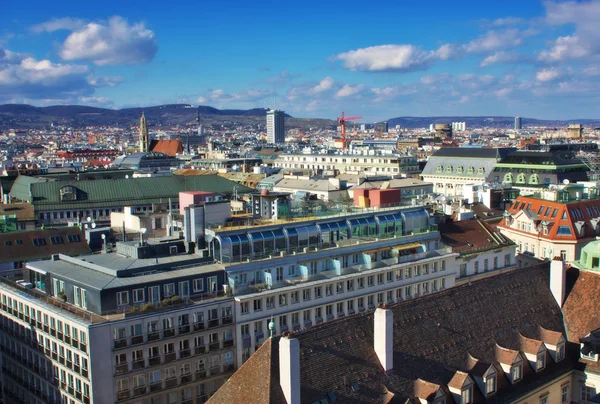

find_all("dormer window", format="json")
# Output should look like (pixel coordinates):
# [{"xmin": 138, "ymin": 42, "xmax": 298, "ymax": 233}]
[
  {"xmin": 511, "ymin": 364, "xmax": 522, "ymax": 382},
  {"xmin": 485, "ymin": 375, "xmax": 496, "ymax": 395},
  {"xmin": 461, "ymin": 386, "xmax": 473, "ymax": 404},
  {"xmin": 537, "ymin": 352, "xmax": 546, "ymax": 371}
]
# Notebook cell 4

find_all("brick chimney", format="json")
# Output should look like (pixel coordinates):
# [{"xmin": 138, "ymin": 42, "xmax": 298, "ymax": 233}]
[
  {"xmin": 374, "ymin": 306, "xmax": 393, "ymax": 372},
  {"xmin": 279, "ymin": 336, "xmax": 300, "ymax": 404},
  {"xmin": 550, "ymin": 256, "xmax": 567, "ymax": 307}
]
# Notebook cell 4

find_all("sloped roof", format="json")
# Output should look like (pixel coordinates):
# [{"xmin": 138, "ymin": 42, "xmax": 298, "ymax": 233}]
[
  {"xmin": 563, "ymin": 268, "xmax": 600, "ymax": 342},
  {"xmin": 0, "ymin": 227, "xmax": 91, "ymax": 263},
  {"xmin": 216, "ymin": 264, "xmax": 575, "ymax": 403},
  {"xmin": 150, "ymin": 139, "xmax": 184, "ymax": 156},
  {"xmin": 207, "ymin": 338, "xmax": 285, "ymax": 404},
  {"xmin": 20, "ymin": 175, "xmax": 251, "ymax": 212},
  {"xmin": 438, "ymin": 218, "xmax": 515, "ymax": 255},
  {"xmin": 0, "ymin": 203, "xmax": 35, "ymax": 221}
]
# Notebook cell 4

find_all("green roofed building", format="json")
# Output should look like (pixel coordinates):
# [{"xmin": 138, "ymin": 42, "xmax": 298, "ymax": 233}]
[
  {"xmin": 9, "ymin": 174, "xmax": 252, "ymax": 226},
  {"xmin": 573, "ymin": 238, "xmax": 600, "ymax": 272}
]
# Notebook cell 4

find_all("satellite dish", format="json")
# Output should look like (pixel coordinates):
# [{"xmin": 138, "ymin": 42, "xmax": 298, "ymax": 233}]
[
  {"xmin": 86, "ymin": 217, "xmax": 92, "ymax": 222},
  {"xmin": 91, "ymin": 223, "xmax": 97, "ymax": 229},
  {"xmin": 563, "ymin": 179, "xmax": 570, "ymax": 185},
  {"xmin": 101, "ymin": 234, "xmax": 106, "ymax": 239}
]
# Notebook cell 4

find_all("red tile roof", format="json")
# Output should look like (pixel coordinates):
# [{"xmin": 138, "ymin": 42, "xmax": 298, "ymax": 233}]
[
  {"xmin": 563, "ymin": 268, "xmax": 600, "ymax": 342},
  {"xmin": 150, "ymin": 140, "xmax": 183, "ymax": 156},
  {"xmin": 438, "ymin": 218, "xmax": 515, "ymax": 255}
]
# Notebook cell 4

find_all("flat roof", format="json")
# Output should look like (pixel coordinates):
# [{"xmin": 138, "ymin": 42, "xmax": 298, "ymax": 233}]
[{"xmin": 28, "ymin": 254, "xmax": 225, "ymax": 291}]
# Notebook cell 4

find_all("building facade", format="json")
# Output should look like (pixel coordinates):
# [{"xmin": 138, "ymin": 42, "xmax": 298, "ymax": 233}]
[{"xmin": 266, "ymin": 110, "xmax": 285, "ymax": 145}]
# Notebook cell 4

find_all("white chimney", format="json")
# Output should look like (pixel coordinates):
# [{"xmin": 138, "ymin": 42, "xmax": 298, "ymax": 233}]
[
  {"xmin": 374, "ymin": 306, "xmax": 393, "ymax": 372},
  {"xmin": 279, "ymin": 336, "xmax": 300, "ymax": 404},
  {"xmin": 550, "ymin": 257, "xmax": 567, "ymax": 307}
]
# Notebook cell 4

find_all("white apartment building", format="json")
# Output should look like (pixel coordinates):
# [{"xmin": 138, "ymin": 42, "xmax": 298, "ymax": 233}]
[
  {"xmin": 205, "ymin": 207, "xmax": 458, "ymax": 364},
  {"xmin": 274, "ymin": 153, "xmax": 419, "ymax": 176},
  {"xmin": 266, "ymin": 110, "xmax": 285, "ymax": 145}
]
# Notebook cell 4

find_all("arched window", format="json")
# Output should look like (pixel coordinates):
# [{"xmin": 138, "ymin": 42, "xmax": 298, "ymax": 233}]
[
  {"xmin": 467, "ymin": 166, "xmax": 474, "ymax": 175},
  {"xmin": 445, "ymin": 166, "xmax": 453, "ymax": 174},
  {"xmin": 529, "ymin": 174, "xmax": 539, "ymax": 185},
  {"xmin": 455, "ymin": 166, "xmax": 463, "ymax": 174},
  {"xmin": 503, "ymin": 173, "xmax": 513, "ymax": 183},
  {"xmin": 477, "ymin": 167, "xmax": 485, "ymax": 175},
  {"xmin": 436, "ymin": 165, "xmax": 443, "ymax": 173},
  {"xmin": 516, "ymin": 173, "xmax": 526, "ymax": 184}
]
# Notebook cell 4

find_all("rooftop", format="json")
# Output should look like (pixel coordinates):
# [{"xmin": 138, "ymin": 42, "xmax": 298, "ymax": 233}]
[{"xmin": 438, "ymin": 218, "xmax": 515, "ymax": 256}]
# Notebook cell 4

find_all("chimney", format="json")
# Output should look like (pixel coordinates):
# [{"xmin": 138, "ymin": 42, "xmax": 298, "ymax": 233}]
[
  {"xmin": 550, "ymin": 256, "xmax": 567, "ymax": 307},
  {"xmin": 279, "ymin": 336, "xmax": 301, "ymax": 404},
  {"xmin": 374, "ymin": 306, "xmax": 393, "ymax": 372}
]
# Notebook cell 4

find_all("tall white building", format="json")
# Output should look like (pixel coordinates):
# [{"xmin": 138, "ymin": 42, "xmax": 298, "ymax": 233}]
[
  {"xmin": 266, "ymin": 110, "xmax": 285, "ymax": 145},
  {"xmin": 451, "ymin": 122, "xmax": 466, "ymax": 132}
]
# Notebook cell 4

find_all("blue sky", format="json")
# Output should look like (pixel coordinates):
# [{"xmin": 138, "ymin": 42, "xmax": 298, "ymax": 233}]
[{"xmin": 2, "ymin": 0, "xmax": 600, "ymax": 121}]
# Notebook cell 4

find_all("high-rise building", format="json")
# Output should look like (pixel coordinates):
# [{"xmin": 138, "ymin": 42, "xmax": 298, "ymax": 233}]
[
  {"xmin": 567, "ymin": 123, "xmax": 583, "ymax": 139},
  {"xmin": 139, "ymin": 112, "xmax": 149, "ymax": 152},
  {"xmin": 514, "ymin": 116, "xmax": 522, "ymax": 130},
  {"xmin": 266, "ymin": 110, "xmax": 285, "ymax": 144},
  {"xmin": 451, "ymin": 122, "xmax": 466, "ymax": 132}
]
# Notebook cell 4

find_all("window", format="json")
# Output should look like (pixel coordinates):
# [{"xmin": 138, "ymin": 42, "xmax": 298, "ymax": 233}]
[
  {"xmin": 557, "ymin": 226, "xmax": 572, "ymax": 236},
  {"xmin": 193, "ymin": 278, "xmax": 204, "ymax": 293},
  {"xmin": 73, "ymin": 286, "xmax": 81, "ymax": 307},
  {"xmin": 461, "ymin": 386, "xmax": 472, "ymax": 404},
  {"xmin": 266, "ymin": 296, "xmax": 275, "ymax": 309},
  {"xmin": 164, "ymin": 283, "xmax": 175, "ymax": 298},
  {"xmin": 117, "ymin": 291, "xmax": 129, "ymax": 306},
  {"xmin": 582, "ymin": 386, "xmax": 595, "ymax": 401},
  {"xmin": 557, "ymin": 344, "xmax": 565, "ymax": 361},
  {"xmin": 179, "ymin": 281, "xmax": 189, "ymax": 298},
  {"xmin": 485, "ymin": 375, "xmax": 496, "ymax": 395},
  {"xmin": 303, "ymin": 289, "xmax": 311, "ymax": 301},
  {"xmin": 68, "ymin": 234, "xmax": 81, "ymax": 242},
  {"xmin": 290, "ymin": 291, "xmax": 299, "ymax": 303},
  {"xmin": 133, "ymin": 288, "xmax": 145, "ymax": 303},
  {"xmin": 253, "ymin": 299, "xmax": 262, "ymax": 311},
  {"xmin": 561, "ymin": 385, "xmax": 569, "ymax": 403},
  {"xmin": 537, "ymin": 352, "xmax": 545, "ymax": 370},
  {"xmin": 279, "ymin": 294, "xmax": 287, "ymax": 306},
  {"xmin": 149, "ymin": 369, "xmax": 161, "ymax": 385},
  {"xmin": 512, "ymin": 364, "xmax": 522, "ymax": 382},
  {"xmin": 367, "ymin": 276, "xmax": 374, "ymax": 286},
  {"xmin": 149, "ymin": 286, "xmax": 160, "ymax": 304},
  {"xmin": 540, "ymin": 397, "xmax": 548, "ymax": 404},
  {"xmin": 32, "ymin": 237, "xmax": 46, "ymax": 246}
]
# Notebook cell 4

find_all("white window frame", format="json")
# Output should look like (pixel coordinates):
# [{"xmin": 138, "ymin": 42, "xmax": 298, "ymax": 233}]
[
  {"xmin": 117, "ymin": 291, "xmax": 129, "ymax": 307},
  {"xmin": 192, "ymin": 278, "xmax": 204, "ymax": 293},
  {"xmin": 133, "ymin": 288, "xmax": 145, "ymax": 304},
  {"xmin": 73, "ymin": 286, "xmax": 81, "ymax": 307},
  {"xmin": 179, "ymin": 281, "xmax": 190, "ymax": 298},
  {"xmin": 164, "ymin": 283, "xmax": 175, "ymax": 298}
]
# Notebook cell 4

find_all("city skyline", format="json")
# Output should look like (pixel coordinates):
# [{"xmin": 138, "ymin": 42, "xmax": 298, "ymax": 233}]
[{"xmin": 3, "ymin": 0, "xmax": 600, "ymax": 121}]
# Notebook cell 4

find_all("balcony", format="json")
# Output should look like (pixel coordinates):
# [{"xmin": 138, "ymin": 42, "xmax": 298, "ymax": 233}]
[
  {"xmin": 193, "ymin": 322, "xmax": 205, "ymax": 331},
  {"xmin": 222, "ymin": 316, "xmax": 233, "ymax": 325},
  {"xmin": 223, "ymin": 364, "xmax": 235, "ymax": 372},
  {"xmin": 195, "ymin": 370, "xmax": 207, "ymax": 380},
  {"xmin": 195, "ymin": 345, "xmax": 207, "ymax": 355},
  {"xmin": 116, "ymin": 390, "xmax": 130, "ymax": 401},
  {"xmin": 208, "ymin": 319, "xmax": 220, "ymax": 328},
  {"xmin": 131, "ymin": 335, "xmax": 144, "ymax": 345},
  {"xmin": 223, "ymin": 339, "xmax": 234, "ymax": 348},
  {"xmin": 164, "ymin": 352, "xmax": 176, "ymax": 363},
  {"xmin": 148, "ymin": 331, "xmax": 160, "ymax": 341},
  {"xmin": 181, "ymin": 374, "xmax": 193, "ymax": 384},
  {"xmin": 165, "ymin": 377, "xmax": 178, "ymax": 388},
  {"xmin": 196, "ymin": 395, "xmax": 208, "ymax": 404},
  {"xmin": 163, "ymin": 328, "xmax": 176, "ymax": 338},
  {"xmin": 180, "ymin": 348, "xmax": 191, "ymax": 359},
  {"xmin": 149, "ymin": 382, "xmax": 162, "ymax": 392},
  {"xmin": 114, "ymin": 338, "xmax": 128, "ymax": 349},
  {"xmin": 179, "ymin": 325, "xmax": 190, "ymax": 334},
  {"xmin": 149, "ymin": 356, "xmax": 161, "ymax": 366},
  {"xmin": 132, "ymin": 360, "xmax": 145, "ymax": 371},
  {"xmin": 115, "ymin": 363, "xmax": 128, "ymax": 375},
  {"xmin": 133, "ymin": 386, "xmax": 146, "ymax": 397},
  {"xmin": 209, "ymin": 342, "xmax": 220, "ymax": 351}
]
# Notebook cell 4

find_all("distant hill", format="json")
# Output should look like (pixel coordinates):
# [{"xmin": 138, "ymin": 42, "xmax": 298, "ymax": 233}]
[
  {"xmin": 386, "ymin": 116, "xmax": 600, "ymax": 129},
  {"xmin": 0, "ymin": 104, "xmax": 336, "ymax": 129}
]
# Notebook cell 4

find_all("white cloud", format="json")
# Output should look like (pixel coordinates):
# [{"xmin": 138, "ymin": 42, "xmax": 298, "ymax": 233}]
[
  {"xmin": 79, "ymin": 96, "xmax": 113, "ymax": 107},
  {"xmin": 87, "ymin": 75, "xmax": 124, "ymax": 87},
  {"xmin": 536, "ymin": 68, "xmax": 561, "ymax": 82},
  {"xmin": 540, "ymin": 1, "xmax": 600, "ymax": 62},
  {"xmin": 335, "ymin": 84, "xmax": 364, "ymax": 98},
  {"xmin": 334, "ymin": 44, "xmax": 437, "ymax": 72},
  {"xmin": 308, "ymin": 76, "xmax": 334, "ymax": 95},
  {"xmin": 466, "ymin": 29, "xmax": 526, "ymax": 53},
  {"xmin": 30, "ymin": 17, "xmax": 85, "ymax": 33},
  {"xmin": 491, "ymin": 17, "xmax": 525, "ymax": 27},
  {"xmin": 495, "ymin": 88, "xmax": 513, "ymax": 97},
  {"xmin": 480, "ymin": 51, "xmax": 521, "ymax": 67},
  {"xmin": 0, "ymin": 48, "xmax": 94, "ymax": 101},
  {"xmin": 194, "ymin": 88, "xmax": 273, "ymax": 104},
  {"xmin": 60, "ymin": 16, "xmax": 157, "ymax": 65}
]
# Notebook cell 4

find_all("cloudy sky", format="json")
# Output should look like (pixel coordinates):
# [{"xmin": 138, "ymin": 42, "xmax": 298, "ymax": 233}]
[{"xmin": 2, "ymin": 0, "xmax": 600, "ymax": 121}]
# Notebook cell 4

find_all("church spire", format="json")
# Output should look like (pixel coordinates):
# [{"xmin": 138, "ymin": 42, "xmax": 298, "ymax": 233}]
[{"xmin": 139, "ymin": 111, "xmax": 149, "ymax": 153}]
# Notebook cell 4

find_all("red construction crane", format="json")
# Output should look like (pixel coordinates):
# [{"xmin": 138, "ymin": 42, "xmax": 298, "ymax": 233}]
[{"xmin": 337, "ymin": 112, "xmax": 362, "ymax": 150}]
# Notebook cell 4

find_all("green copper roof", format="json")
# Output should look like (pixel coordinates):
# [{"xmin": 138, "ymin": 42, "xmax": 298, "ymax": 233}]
[
  {"xmin": 18, "ymin": 175, "xmax": 252, "ymax": 212},
  {"xmin": 574, "ymin": 239, "xmax": 600, "ymax": 272}
]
